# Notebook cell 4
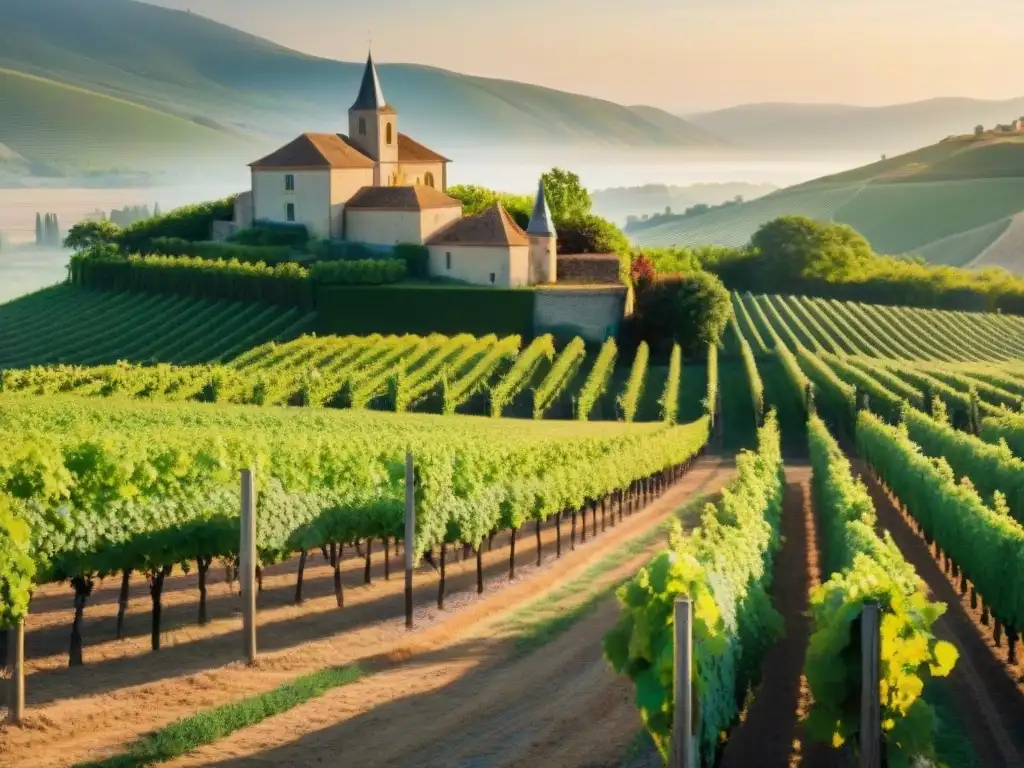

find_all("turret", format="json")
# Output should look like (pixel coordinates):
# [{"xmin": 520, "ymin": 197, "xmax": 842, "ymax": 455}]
[
  {"xmin": 347, "ymin": 52, "xmax": 398, "ymax": 183},
  {"xmin": 527, "ymin": 177, "xmax": 557, "ymax": 284}
]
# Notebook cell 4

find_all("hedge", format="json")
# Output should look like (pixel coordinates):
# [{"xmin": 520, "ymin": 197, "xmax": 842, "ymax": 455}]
[
  {"xmin": 309, "ymin": 259, "xmax": 406, "ymax": 285},
  {"xmin": 230, "ymin": 222, "xmax": 310, "ymax": 248},
  {"xmin": 147, "ymin": 238, "xmax": 301, "ymax": 266},
  {"xmin": 116, "ymin": 197, "xmax": 236, "ymax": 253},
  {"xmin": 71, "ymin": 254, "xmax": 313, "ymax": 309},
  {"xmin": 316, "ymin": 285, "xmax": 536, "ymax": 336}
]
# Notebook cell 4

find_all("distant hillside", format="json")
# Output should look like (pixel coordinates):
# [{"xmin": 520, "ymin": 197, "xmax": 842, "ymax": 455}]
[
  {"xmin": 687, "ymin": 99, "xmax": 1024, "ymax": 154},
  {"xmin": 0, "ymin": 0, "xmax": 722, "ymax": 180},
  {"xmin": 628, "ymin": 134, "xmax": 1024, "ymax": 273},
  {"xmin": 591, "ymin": 181, "xmax": 777, "ymax": 225}
]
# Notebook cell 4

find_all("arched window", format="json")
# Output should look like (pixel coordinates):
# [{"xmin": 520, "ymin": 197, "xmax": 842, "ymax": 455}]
[
  {"xmin": 358, "ymin": 117, "xmax": 366, "ymax": 135},
  {"xmin": 424, "ymin": 172, "xmax": 435, "ymax": 188},
  {"xmin": 386, "ymin": 123, "xmax": 393, "ymax": 144}
]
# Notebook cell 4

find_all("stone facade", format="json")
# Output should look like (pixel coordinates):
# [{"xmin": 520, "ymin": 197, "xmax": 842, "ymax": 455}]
[{"xmin": 533, "ymin": 287, "xmax": 628, "ymax": 342}]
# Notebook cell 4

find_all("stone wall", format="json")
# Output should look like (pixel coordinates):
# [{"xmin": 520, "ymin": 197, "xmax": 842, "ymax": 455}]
[
  {"xmin": 556, "ymin": 254, "xmax": 621, "ymax": 285},
  {"xmin": 533, "ymin": 287, "xmax": 628, "ymax": 342}
]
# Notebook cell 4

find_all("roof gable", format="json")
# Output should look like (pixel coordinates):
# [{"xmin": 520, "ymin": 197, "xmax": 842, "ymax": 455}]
[
  {"xmin": 397, "ymin": 133, "xmax": 451, "ymax": 164},
  {"xmin": 250, "ymin": 133, "xmax": 375, "ymax": 170},
  {"xmin": 427, "ymin": 203, "xmax": 530, "ymax": 247}
]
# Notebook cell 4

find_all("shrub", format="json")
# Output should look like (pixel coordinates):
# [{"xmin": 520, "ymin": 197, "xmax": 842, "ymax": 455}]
[
  {"xmin": 393, "ymin": 243, "xmax": 430, "ymax": 279},
  {"xmin": 309, "ymin": 259, "xmax": 407, "ymax": 286},
  {"xmin": 309, "ymin": 240, "xmax": 387, "ymax": 262},
  {"xmin": 116, "ymin": 197, "xmax": 236, "ymax": 253},
  {"xmin": 633, "ymin": 271, "xmax": 732, "ymax": 357},
  {"xmin": 146, "ymin": 237, "xmax": 299, "ymax": 266},
  {"xmin": 230, "ymin": 221, "xmax": 310, "ymax": 248}
]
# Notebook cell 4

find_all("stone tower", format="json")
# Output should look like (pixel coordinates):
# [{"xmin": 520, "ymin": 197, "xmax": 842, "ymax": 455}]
[
  {"xmin": 347, "ymin": 52, "xmax": 399, "ymax": 186},
  {"xmin": 527, "ymin": 177, "xmax": 557, "ymax": 284}
]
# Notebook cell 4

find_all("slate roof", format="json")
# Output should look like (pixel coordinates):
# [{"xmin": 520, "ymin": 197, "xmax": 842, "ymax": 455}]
[
  {"xmin": 345, "ymin": 185, "xmax": 462, "ymax": 210},
  {"xmin": 426, "ymin": 203, "xmax": 530, "ymax": 247},
  {"xmin": 351, "ymin": 52, "xmax": 388, "ymax": 111},
  {"xmin": 527, "ymin": 177, "xmax": 556, "ymax": 236}
]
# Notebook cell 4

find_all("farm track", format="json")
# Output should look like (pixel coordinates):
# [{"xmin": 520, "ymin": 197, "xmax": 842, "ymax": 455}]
[
  {"xmin": 718, "ymin": 465, "xmax": 833, "ymax": 768},
  {"xmin": 0, "ymin": 456, "xmax": 733, "ymax": 768},
  {"xmin": 857, "ymin": 460, "xmax": 1024, "ymax": 768}
]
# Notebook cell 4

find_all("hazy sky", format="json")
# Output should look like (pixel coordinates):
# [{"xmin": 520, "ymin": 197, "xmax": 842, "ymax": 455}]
[{"xmin": 146, "ymin": 0, "xmax": 1024, "ymax": 111}]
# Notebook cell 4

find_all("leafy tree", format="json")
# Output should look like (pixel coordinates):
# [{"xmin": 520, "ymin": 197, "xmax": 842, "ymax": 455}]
[
  {"xmin": 63, "ymin": 219, "xmax": 122, "ymax": 252},
  {"xmin": 750, "ymin": 215, "xmax": 874, "ymax": 281},
  {"xmin": 632, "ymin": 271, "xmax": 732, "ymax": 357},
  {"xmin": 540, "ymin": 167, "xmax": 592, "ymax": 222},
  {"xmin": 557, "ymin": 213, "xmax": 629, "ymax": 255}
]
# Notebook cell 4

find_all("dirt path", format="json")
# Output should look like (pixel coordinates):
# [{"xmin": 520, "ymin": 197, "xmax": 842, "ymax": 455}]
[
  {"xmin": 857, "ymin": 460, "xmax": 1024, "ymax": 768},
  {"xmin": 1, "ymin": 456, "xmax": 733, "ymax": 768},
  {"xmin": 716, "ymin": 465, "xmax": 833, "ymax": 768}
]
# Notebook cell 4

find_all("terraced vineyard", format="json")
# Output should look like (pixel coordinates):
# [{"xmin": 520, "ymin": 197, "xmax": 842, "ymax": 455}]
[{"xmin": 0, "ymin": 285, "xmax": 315, "ymax": 368}]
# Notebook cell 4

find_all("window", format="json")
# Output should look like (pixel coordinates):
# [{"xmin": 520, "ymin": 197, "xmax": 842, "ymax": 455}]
[
  {"xmin": 445, "ymin": 252, "xmax": 451, "ymax": 270},
  {"xmin": 424, "ymin": 172, "xmax": 435, "ymax": 188},
  {"xmin": 286, "ymin": 203, "xmax": 295, "ymax": 222},
  {"xmin": 358, "ymin": 117, "xmax": 366, "ymax": 135},
  {"xmin": 284, "ymin": 174, "xmax": 295, "ymax": 191},
  {"xmin": 386, "ymin": 123, "xmax": 393, "ymax": 144},
  {"xmin": 489, "ymin": 272, "xmax": 495, "ymax": 284}
]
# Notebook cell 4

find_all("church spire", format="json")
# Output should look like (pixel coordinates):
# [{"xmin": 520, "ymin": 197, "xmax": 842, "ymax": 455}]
[
  {"xmin": 351, "ymin": 51, "xmax": 386, "ymax": 111},
  {"xmin": 527, "ymin": 176, "xmax": 556, "ymax": 236}
]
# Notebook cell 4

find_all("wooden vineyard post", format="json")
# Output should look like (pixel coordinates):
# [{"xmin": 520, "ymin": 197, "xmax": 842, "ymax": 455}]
[
  {"xmin": 7, "ymin": 620, "xmax": 24, "ymax": 725},
  {"xmin": 405, "ymin": 451, "xmax": 415, "ymax": 630},
  {"xmin": 860, "ymin": 603, "xmax": 881, "ymax": 768},
  {"xmin": 240, "ymin": 468, "xmax": 258, "ymax": 665},
  {"xmin": 672, "ymin": 598, "xmax": 693, "ymax": 768}
]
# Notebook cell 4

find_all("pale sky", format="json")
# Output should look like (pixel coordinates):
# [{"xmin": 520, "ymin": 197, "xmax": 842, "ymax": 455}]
[{"xmin": 146, "ymin": 0, "xmax": 1024, "ymax": 111}]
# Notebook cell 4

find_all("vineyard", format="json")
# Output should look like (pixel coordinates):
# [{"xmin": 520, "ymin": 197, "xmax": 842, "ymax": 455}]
[
  {"xmin": 4, "ymin": 288, "xmax": 1024, "ymax": 767},
  {"xmin": 0, "ymin": 286, "xmax": 315, "ymax": 368},
  {"xmin": 0, "ymin": 331, "xmax": 706, "ymax": 424}
]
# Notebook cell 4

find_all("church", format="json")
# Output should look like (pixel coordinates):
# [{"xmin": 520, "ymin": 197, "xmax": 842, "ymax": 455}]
[{"xmin": 241, "ymin": 53, "xmax": 557, "ymax": 287}]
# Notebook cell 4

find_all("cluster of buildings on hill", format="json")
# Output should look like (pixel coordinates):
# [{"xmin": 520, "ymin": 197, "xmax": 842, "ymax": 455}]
[
  {"xmin": 228, "ymin": 53, "xmax": 563, "ymax": 289},
  {"xmin": 974, "ymin": 118, "xmax": 1024, "ymax": 136}
]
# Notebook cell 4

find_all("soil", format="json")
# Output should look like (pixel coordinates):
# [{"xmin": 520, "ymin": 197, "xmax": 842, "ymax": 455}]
[
  {"xmin": 0, "ymin": 456, "xmax": 733, "ymax": 768},
  {"xmin": 717, "ymin": 465, "xmax": 834, "ymax": 768},
  {"xmin": 856, "ymin": 460, "xmax": 1024, "ymax": 768}
]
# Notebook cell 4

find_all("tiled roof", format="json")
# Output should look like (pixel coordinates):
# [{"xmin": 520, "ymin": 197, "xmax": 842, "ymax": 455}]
[
  {"xmin": 351, "ymin": 52, "xmax": 387, "ymax": 111},
  {"xmin": 397, "ymin": 133, "xmax": 451, "ymax": 163},
  {"xmin": 249, "ymin": 133, "xmax": 375, "ymax": 169},
  {"xmin": 345, "ymin": 185, "xmax": 462, "ymax": 210},
  {"xmin": 426, "ymin": 203, "xmax": 530, "ymax": 247}
]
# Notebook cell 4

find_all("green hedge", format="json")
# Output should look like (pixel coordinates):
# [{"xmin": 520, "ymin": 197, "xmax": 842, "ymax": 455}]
[
  {"xmin": 71, "ymin": 254, "xmax": 313, "ymax": 309},
  {"xmin": 316, "ymin": 285, "xmax": 536, "ymax": 336},
  {"xmin": 116, "ymin": 197, "xmax": 236, "ymax": 253},
  {"xmin": 231, "ymin": 222, "xmax": 310, "ymax": 248},
  {"xmin": 147, "ymin": 237, "xmax": 300, "ymax": 266},
  {"xmin": 309, "ymin": 259, "xmax": 406, "ymax": 285}
]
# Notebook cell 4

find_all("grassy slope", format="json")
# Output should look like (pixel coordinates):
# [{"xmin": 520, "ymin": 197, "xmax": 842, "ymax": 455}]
[
  {"xmin": 0, "ymin": 68, "xmax": 253, "ymax": 174},
  {"xmin": 0, "ymin": 0, "xmax": 721, "ymax": 177},
  {"xmin": 628, "ymin": 136, "xmax": 1024, "ymax": 268}
]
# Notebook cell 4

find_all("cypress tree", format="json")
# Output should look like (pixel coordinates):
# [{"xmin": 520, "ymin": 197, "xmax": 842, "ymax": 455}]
[
  {"xmin": 35, "ymin": 212, "xmax": 42, "ymax": 245},
  {"xmin": 154, "ymin": 202, "xmax": 161, "ymax": 217},
  {"xmin": 52, "ymin": 214, "xmax": 60, "ymax": 246}
]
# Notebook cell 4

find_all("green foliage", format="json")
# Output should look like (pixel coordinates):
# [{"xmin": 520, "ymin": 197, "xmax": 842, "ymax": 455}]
[
  {"xmin": 633, "ymin": 271, "xmax": 732, "ymax": 358},
  {"xmin": 447, "ymin": 185, "xmax": 532, "ymax": 229},
  {"xmin": 704, "ymin": 343, "xmax": 718, "ymax": 419},
  {"xmin": 751, "ymin": 216, "xmax": 875, "ymax": 282},
  {"xmin": 805, "ymin": 415, "xmax": 956, "ymax": 766},
  {"xmin": 490, "ymin": 335, "xmax": 555, "ymax": 417},
  {"xmin": 575, "ymin": 338, "xmax": 617, "ymax": 421},
  {"xmin": 858, "ymin": 410, "xmax": 1024, "ymax": 640},
  {"xmin": 532, "ymin": 337, "xmax": 586, "ymax": 419},
  {"xmin": 732, "ymin": 318, "xmax": 764, "ymax": 420},
  {"xmin": 0, "ymin": 394, "xmax": 712, "ymax": 588},
  {"xmin": 617, "ymin": 342, "xmax": 649, "ymax": 423},
  {"xmin": 659, "ymin": 344, "xmax": 682, "ymax": 424},
  {"xmin": 146, "ymin": 237, "xmax": 298, "ymax": 266},
  {"xmin": 442, "ymin": 336, "xmax": 521, "ymax": 415},
  {"xmin": 316, "ymin": 286, "xmax": 536, "ymax": 338},
  {"xmin": 541, "ymin": 167, "xmax": 592, "ymax": 222},
  {"xmin": 557, "ymin": 213, "xmax": 631, "ymax": 256},
  {"xmin": 0, "ymin": 492, "xmax": 35, "ymax": 627},
  {"xmin": 230, "ymin": 222, "xmax": 309, "ymax": 248},
  {"xmin": 70, "ymin": 254, "xmax": 313, "ymax": 309},
  {"xmin": 63, "ymin": 219, "xmax": 121, "ymax": 253},
  {"xmin": 392, "ymin": 243, "xmax": 430, "ymax": 279},
  {"xmin": 309, "ymin": 259, "xmax": 407, "ymax": 286},
  {"xmin": 604, "ymin": 412, "xmax": 784, "ymax": 764},
  {"xmin": 116, "ymin": 198, "xmax": 236, "ymax": 253}
]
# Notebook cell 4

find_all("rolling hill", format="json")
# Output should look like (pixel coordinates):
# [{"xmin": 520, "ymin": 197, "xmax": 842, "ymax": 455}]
[
  {"xmin": 0, "ymin": 0, "xmax": 722, "ymax": 180},
  {"xmin": 627, "ymin": 134, "xmax": 1024, "ymax": 273},
  {"xmin": 687, "ymin": 98, "xmax": 1024, "ymax": 154}
]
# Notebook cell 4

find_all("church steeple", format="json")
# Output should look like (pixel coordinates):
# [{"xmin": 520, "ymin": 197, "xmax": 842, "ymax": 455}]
[{"xmin": 351, "ymin": 51, "xmax": 387, "ymax": 111}]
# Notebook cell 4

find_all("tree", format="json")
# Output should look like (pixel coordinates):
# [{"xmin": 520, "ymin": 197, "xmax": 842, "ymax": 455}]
[
  {"xmin": 51, "ymin": 214, "xmax": 61, "ymax": 246},
  {"xmin": 631, "ymin": 271, "xmax": 732, "ymax": 358},
  {"xmin": 63, "ymin": 219, "xmax": 122, "ymax": 252},
  {"xmin": 749, "ymin": 215, "xmax": 874, "ymax": 282},
  {"xmin": 540, "ymin": 167, "xmax": 591, "ymax": 222},
  {"xmin": 35, "ymin": 212, "xmax": 42, "ymax": 246},
  {"xmin": 154, "ymin": 202, "xmax": 162, "ymax": 217},
  {"xmin": 556, "ymin": 213, "xmax": 630, "ymax": 255}
]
